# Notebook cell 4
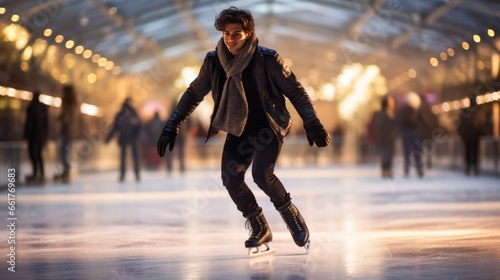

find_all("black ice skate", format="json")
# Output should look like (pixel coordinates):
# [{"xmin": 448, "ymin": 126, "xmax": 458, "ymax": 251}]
[
  {"xmin": 277, "ymin": 199, "xmax": 311, "ymax": 253},
  {"xmin": 53, "ymin": 170, "xmax": 70, "ymax": 184},
  {"xmin": 244, "ymin": 210, "xmax": 274, "ymax": 257},
  {"xmin": 25, "ymin": 174, "xmax": 45, "ymax": 186}
]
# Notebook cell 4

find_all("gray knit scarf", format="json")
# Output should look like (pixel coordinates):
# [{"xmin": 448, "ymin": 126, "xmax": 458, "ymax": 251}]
[{"xmin": 212, "ymin": 33, "xmax": 258, "ymax": 136}]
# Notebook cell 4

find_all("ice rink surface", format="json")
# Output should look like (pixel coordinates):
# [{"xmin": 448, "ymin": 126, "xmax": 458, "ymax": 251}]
[{"xmin": 1, "ymin": 164, "xmax": 500, "ymax": 279}]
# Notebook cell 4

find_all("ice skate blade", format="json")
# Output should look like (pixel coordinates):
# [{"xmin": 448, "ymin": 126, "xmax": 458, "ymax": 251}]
[
  {"xmin": 247, "ymin": 243, "xmax": 275, "ymax": 258},
  {"xmin": 304, "ymin": 239, "xmax": 311, "ymax": 254}
]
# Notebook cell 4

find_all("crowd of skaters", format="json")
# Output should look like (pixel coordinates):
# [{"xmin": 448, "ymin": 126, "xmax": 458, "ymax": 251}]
[
  {"xmin": 22, "ymin": 86, "xmax": 207, "ymax": 185},
  {"xmin": 368, "ymin": 92, "xmax": 488, "ymax": 179},
  {"xmin": 21, "ymin": 86, "xmax": 489, "ymax": 185}
]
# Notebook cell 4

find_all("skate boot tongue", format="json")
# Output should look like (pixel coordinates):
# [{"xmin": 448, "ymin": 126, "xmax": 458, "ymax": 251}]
[{"xmin": 278, "ymin": 202, "xmax": 310, "ymax": 247}]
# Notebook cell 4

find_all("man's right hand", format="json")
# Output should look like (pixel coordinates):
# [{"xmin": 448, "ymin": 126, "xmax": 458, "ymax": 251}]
[{"xmin": 157, "ymin": 125, "xmax": 178, "ymax": 157}]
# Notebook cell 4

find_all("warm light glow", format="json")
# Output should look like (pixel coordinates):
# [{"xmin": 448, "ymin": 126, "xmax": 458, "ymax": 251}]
[
  {"xmin": 339, "ymin": 65, "xmax": 381, "ymax": 120},
  {"xmin": 0, "ymin": 86, "xmax": 101, "ymax": 115},
  {"xmin": 283, "ymin": 58, "xmax": 293, "ymax": 68},
  {"xmin": 43, "ymin": 29, "xmax": 52, "ymax": 37},
  {"xmin": 488, "ymin": 29, "xmax": 495, "ymax": 37},
  {"xmin": 461, "ymin": 97, "xmax": 470, "ymax": 108},
  {"xmin": 319, "ymin": 83, "xmax": 336, "ymax": 101},
  {"xmin": 462, "ymin": 42, "xmax": 470, "ymax": 50},
  {"xmin": 432, "ymin": 91, "xmax": 500, "ymax": 115},
  {"xmin": 55, "ymin": 35, "xmax": 64, "ymax": 43},
  {"xmin": 174, "ymin": 66, "xmax": 198, "ymax": 89},
  {"xmin": 484, "ymin": 93, "xmax": 493, "ymax": 103},
  {"xmin": 477, "ymin": 61, "xmax": 485, "ymax": 70},
  {"xmin": 104, "ymin": 61, "xmax": 115, "ymax": 70},
  {"xmin": 33, "ymin": 39, "xmax": 47, "ymax": 57},
  {"xmin": 91, "ymin": 54, "xmax": 101, "ymax": 63},
  {"xmin": 83, "ymin": 49, "xmax": 93, "ymax": 59},
  {"xmin": 327, "ymin": 52, "xmax": 337, "ymax": 62},
  {"xmin": 441, "ymin": 102, "xmax": 450, "ymax": 113},
  {"xmin": 430, "ymin": 57, "xmax": 439, "ymax": 67},
  {"xmin": 0, "ymin": 7, "xmax": 6, "ymax": 14},
  {"xmin": 46, "ymin": 45, "xmax": 58, "ymax": 63},
  {"xmin": 476, "ymin": 95, "xmax": 484, "ymax": 105},
  {"xmin": 408, "ymin": 69, "xmax": 417, "ymax": 78},
  {"xmin": 11, "ymin": 14, "xmax": 19, "ymax": 22},
  {"xmin": 75, "ymin": 45, "xmax": 84, "ymax": 54},
  {"xmin": 460, "ymin": 63, "xmax": 468, "ymax": 72},
  {"xmin": 50, "ymin": 68, "xmax": 60, "ymax": 79},
  {"xmin": 473, "ymin": 34, "xmax": 481, "ymax": 43},
  {"xmin": 447, "ymin": 48, "xmax": 455, "ymax": 57},
  {"xmin": 40, "ymin": 94, "xmax": 62, "ymax": 107},
  {"xmin": 109, "ymin": 7, "xmax": 117, "ymax": 15},
  {"xmin": 3, "ymin": 24, "xmax": 30, "ymax": 49},
  {"xmin": 87, "ymin": 73, "xmax": 97, "ymax": 84},
  {"xmin": 64, "ymin": 53, "xmax": 75, "ymax": 68},
  {"xmin": 97, "ymin": 57, "xmax": 108, "ymax": 67},
  {"xmin": 20, "ymin": 91, "xmax": 32, "ymax": 100},
  {"xmin": 81, "ymin": 103, "xmax": 103, "ymax": 116},
  {"xmin": 7, "ymin": 88, "xmax": 16, "ymax": 97},
  {"xmin": 21, "ymin": 46, "xmax": 32, "ymax": 61},
  {"xmin": 59, "ymin": 74, "xmax": 68, "ymax": 84},
  {"xmin": 20, "ymin": 61, "xmax": 29, "ymax": 72},
  {"xmin": 431, "ymin": 105, "xmax": 441, "ymax": 115},
  {"xmin": 337, "ymin": 64, "xmax": 364, "ymax": 88},
  {"xmin": 112, "ymin": 66, "xmax": 121, "ymax": 75},
  {"xmin": 304, "ymin": 85, "xmax": 317, "ymax": 101},
  {"xmin": 440, "ymin": 52, "xmax": 448, "ymax": 61},
  {"xmin": 65, "ymin": 40, "xmax": 75, "ymax": 49}
]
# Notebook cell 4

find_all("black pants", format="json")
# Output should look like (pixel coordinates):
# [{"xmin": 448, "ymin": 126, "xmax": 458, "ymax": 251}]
[
  {"xmin": 28, "ymin": 138, "xmax": 44, "ymax": 177},
  {"xmin": 463, "ymin": 138, "xmax": 480, "ymax": 175},
  {"xmin": 379, "ymin": 143, "xmax": 395, "ymax": 171},
  {"xmin": 166, "ymin": 139, "xmax": 185, "ymax": 173},
  {"xmin": 400, "ymin": 129, "xmax": 423, "ymax": 174},
  {"xmin": 221, "ymin": 128, "xmax": 288, "ymax": 217},
  {"xmin": 120, "ymin": 142, "xmax": 140, "ymax": 179}
]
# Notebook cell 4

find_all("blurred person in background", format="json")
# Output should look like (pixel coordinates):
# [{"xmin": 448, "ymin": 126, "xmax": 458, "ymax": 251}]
[
  {"xmin": 143, "ymin": 111, "xmax": 164, "ymax": 170},
  {"xmin": 396, "ymin": 92, "xmax": 426, "ymax": 178},
  {"xmin": 375, "ymin": 95, "xmax": 398, "ymax": 178},
  {"xmin": 362, "ymin": 112, "xmax": 378, "ymax": 165},
  {"xmin": 418, "ymin": 93, "xmax": 440, "ymax": 170},
  {"xmin": 192, "ymin": 119, "xmax": 209, "ymax": 166},
  {"xmin": 156, "ymin": 6, "xmax": 330, "ymax": 255},
  {"xmin": 331, "ymin": 123, "xmax": 345, "ymax": 163},
  {"xmin": 457, "ymin": 94, "xmax": 488, "ymax": 176},
  {"xmin": 106, "ymin": 97, "xmax": 143, "ymax": 182},
  {"xmin": 23, "ymin": 90, "xmax": 48, "ymax": 184},
  {"xmin": 165, "ymin": 102, "xmax": 191, "ymax": 175},
  {"xmin": 54, "ymin": 85, "xmax": 82, "ymax": 183}
]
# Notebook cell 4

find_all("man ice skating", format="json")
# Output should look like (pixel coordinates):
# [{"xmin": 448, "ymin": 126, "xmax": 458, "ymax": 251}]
[{"xmin": 157, "ymin": 6, "xmax": 330, "ymax": 256}]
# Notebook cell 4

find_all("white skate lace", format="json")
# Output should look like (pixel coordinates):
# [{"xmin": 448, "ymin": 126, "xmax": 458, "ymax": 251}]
[{"xmin": 245, "ymin": 218, "xmax": 263, "ymax": 238}]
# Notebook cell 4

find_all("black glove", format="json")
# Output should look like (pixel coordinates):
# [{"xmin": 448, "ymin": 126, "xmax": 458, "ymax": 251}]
[
  {"xmin": 157, "ymin": 123, "xmax": 178, "ymax": 157},
  {"xmin": 157, "ymin": 93, "xmax": 200, "ymax": 157},
  {"xmin": 305, "ymin": 123, "xmax": 330, "ymax": 147}
]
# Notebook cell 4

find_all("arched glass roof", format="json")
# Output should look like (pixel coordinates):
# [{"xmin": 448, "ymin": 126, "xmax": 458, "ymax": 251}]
[{"xmin": 1, "ymin": 0, "xmax": 500, "ymax": 98}]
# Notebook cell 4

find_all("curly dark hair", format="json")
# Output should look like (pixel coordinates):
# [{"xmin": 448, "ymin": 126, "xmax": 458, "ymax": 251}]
[{"xmin": 214, "ymin": 6, "xmax": 255, "ymax": 34}]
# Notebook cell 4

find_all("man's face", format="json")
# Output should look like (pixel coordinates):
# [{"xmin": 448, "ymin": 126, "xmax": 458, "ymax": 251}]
[{"xmin": 223, "ymin": 23, "xmax": 250, "ymax": 55}]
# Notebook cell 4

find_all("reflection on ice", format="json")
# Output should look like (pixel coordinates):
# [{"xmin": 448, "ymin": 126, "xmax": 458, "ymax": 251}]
[{"xmin": 0, "ymin": 165, "xmax": 499, "ymax": 279}]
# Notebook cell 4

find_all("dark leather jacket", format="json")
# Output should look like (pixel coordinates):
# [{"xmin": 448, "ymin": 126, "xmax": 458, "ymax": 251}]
[{"xmin": 167, "ymin": 45, "xmax": 322, "ymax": 142}]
